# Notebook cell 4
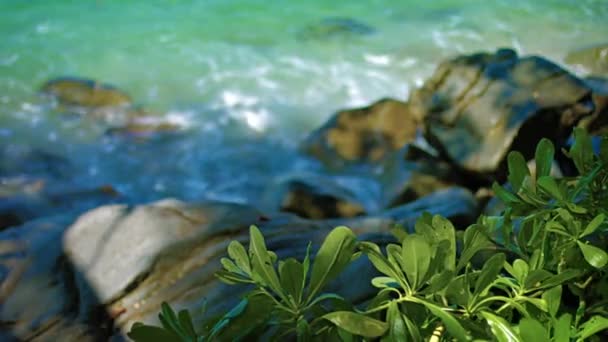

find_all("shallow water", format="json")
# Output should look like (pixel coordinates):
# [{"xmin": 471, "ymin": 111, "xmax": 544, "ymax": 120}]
[{"xmin": 1, "ymin": 0, "xmax": 607, "ymax": 208}]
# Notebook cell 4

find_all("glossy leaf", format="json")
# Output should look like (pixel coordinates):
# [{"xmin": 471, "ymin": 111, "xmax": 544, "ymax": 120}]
[
  {"xmin": 457, "ymin": 224, "xmax": 493, "ymax": 271},
  {"xmin": 401, "ymin": 235, "xmax": 432, "ymax": 290},
  {"xmin": 474, "ymin": 253, "xmax": 505, "ymax": 296},
  {"xmin": 249, "ymin": 225, "xmax": 282, "ymax": 294},
  {"xmin": 537, "ymin": 176, "xmax": 563, "ymax": 201},
  {"xmin": 577, "ymin": 241, "xmax": 608, "ymax": 268},
  {"xmin": 554, "ymin": 314, "xmax": 572, "ymax": 342},
  {"xmin": 480, "ymin": 311, "xmax": 522, "ymax": 342},
  {"xmin": 570, "ymin": 127, "xmax": 593, "ymax": 173},
  {"xmin": 408, "ymin": 297, "xmax": 470, "ymax": 341},
  {"xmin": 279, "ymin": 258, "xmax": 304, "ymax": 304},
  {"xmin": 542, "ymin": 286, "xmax": 562, "ymax": 318},
  {"xmin": 386, "ymin": 302, "xmax": 408, "ymax": 342},
  {"xmin": 227, "ymin": 240, "xmax": 250, "ymax": 274},
  {"xmin": 576, "ymin": 315, "xmax": 608, "ymax": 340},
  {"xmin": 322, "ymin": 311, "xmax": 388, "ymax": 338},
  {"xmin": 518, "ymin": 318, "xmax": 549, "ymax": 342},
  {"xmin": 580, "ymin": 214, "xmax": 605, "ymax": 238},
  {"xmin": 535, "ymin": 138, "xmax": 554, "ymax": 179},
  {"xmin": 492, "ymin": 182, "xmax": 521, "ymax": 204},
  {"xmin": 507, "ymin": 151, "xmax": 530, "ymax": 192},
  {"xmin": 359, "ymin": 242, "xmax": 404, "ymax": 286},
  {"xmin": 371, "ymin": 276, "xmax": 400, "ymax": 289},
  {"xmin": 308, "ymin": 226, "xmax": 357, "ymax": 301},
  {"xmin": 423, "ymin": 270, "xmax": 454, "ymax": 294}
]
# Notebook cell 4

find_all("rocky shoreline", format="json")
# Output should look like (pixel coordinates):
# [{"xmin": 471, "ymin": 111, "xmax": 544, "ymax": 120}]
[{"xmin": 1, "ymin": 48, "xmax": 607, "ymax": 340}]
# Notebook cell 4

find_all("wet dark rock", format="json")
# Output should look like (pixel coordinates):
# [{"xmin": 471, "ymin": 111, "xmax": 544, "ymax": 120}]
[
  {"xmin": 410, "ymin": 48, "xmax": 594, "ymax": 176},
  {"xmin": 579, "ymin": 77, "xmax": 608, "ymax": 135},
  {"xmin": 296, "ymin": 17, "xmax": 375, "ymax": 41},
  {"xmin": 301, "ymin": 98, "xmax": 419, "ymax": 169},
  {"xmin": 41, "ymin": 77, "xmax": 132, "ymax": 109},
  {"xmin": 262, "ymin": 174, "xmax": 367, "ymax": 219},
  {"xmin": 377, "ymin": 145, "xmax": 459, "ymax": 208},
  {"xmin": 380, "ymin": 187, "xmax": 478, "ymax": 230},
  {"xmin": 565, "ymin": 43, "xmax": 608, "ymax": 75}
]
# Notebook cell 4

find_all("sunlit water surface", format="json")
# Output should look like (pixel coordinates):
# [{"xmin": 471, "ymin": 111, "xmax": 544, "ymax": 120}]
[{"xmin": 1, "ymin": 0, "xmax": 606, "ymax": 206}]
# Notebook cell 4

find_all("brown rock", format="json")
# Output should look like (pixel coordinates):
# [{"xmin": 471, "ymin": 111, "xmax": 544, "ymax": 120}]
[{"xmin": 301, "ymin": 98, "xmax": 420, "ymax": 168}]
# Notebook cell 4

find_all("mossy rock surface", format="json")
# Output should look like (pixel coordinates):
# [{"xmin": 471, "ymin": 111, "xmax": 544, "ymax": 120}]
[{"xmin": 301, "ymin": 98, "xmax": 419, "ymax": 169}]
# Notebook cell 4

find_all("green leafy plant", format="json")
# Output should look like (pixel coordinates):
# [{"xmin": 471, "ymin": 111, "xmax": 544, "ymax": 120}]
[{"xmin": 129, "ymin": 130, "xmax": 608, "ymax": 341}]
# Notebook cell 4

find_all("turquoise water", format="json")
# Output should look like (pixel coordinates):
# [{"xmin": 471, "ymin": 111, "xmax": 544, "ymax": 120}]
[{"xmin": 1, "ymin": 0, "xmax": 607, "ymax": 205}]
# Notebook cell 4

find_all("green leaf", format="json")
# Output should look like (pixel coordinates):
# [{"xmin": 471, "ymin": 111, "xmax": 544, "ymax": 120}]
[
  {"xmin": 248, "ymin": 225, "xmax": 283, "ymax": 294},
  {"xmin": 220, "ymin": 257, "xmax": 241, "ymax": 274},
  {"xmin": 492, "ymin": 182, "xmax": 521, "ymax": 204},
  {"xmin": 537, "ymin": 176, "xmax": 564, "ymax": 201},
  {"xmin": 542, "ymin": 286, "xmax": 562, "ymax": 318},
  {"xmin": 554, "ymin": 314, "xmax": 572, "ymax": 342},
  {"xmin": 576, "ymin": 315, "xmax": 608, "ymax": 340},
  {"xmin": 128, "ymin": 323, "xmax": 181, "ymax": 342},
  {"xmin": 228, "ymin": 240, "xmax": 250, "ymax": 274},
  {"xmin": 279, "ymin": 258, "xmax": 305, "ymax": 304},
  {"xmin": 408, "ymin": 297, "xmax": 470, "ymax": 341},
  {"xmin": 322, "ymin": 311, "xmax": 388, "ymax": 338},
  {"xmin": 457, "ymin": 224, "xmax": 493, "ymax": 272},
  {"xmin": 535, "ymin": 138, "xmax": 555, "ymax": 179},
  {"xmin": 538, "ymin": 269, "xmax": 583, "ymax": 290},
  {"xmin": 177, "ymin": 309, "xmax": 196, "ymax": 339},
  {"xmin": 480, "ymin": 311, "xmax": 522, "ymax": 342},
  {"xmin": 445, "ymin": 275, "xmax": 470, "ymax": 307},
  {"xmin": 212, "ymin": 293, "xmax": 273, "ymax": 340},
  {"xmin": 308, "ymin": 226, "xmax": 357, "ymax": 301},
  {"xmin": 296, "ymin": 316, "xmax": 311, "ymax": 342},
  {"xmin": 518, "ymin": 318, "xmax": 549, "ymax": 342},
  {"xmin": 524, "ymin": 269, "xmax": 552, "ymax": 289},
  {"xmin": 474, "ymin": 253, "xmax": 505, "ymax": 296},
  {"xmin": 402, "ymin": 313, "xmax": 422, "ymax": 342},
  {"xmin": 386, "ymin": 302, "xmax": 408, "ymax": 342},
  {"xmin": 580, "ymin": 214, "xmax": 605, "ymax": 238},
  {"xmin": 215, "ymin": 270, "xmax": 251, "ymax": 284},
  {"xmin": 159, "ymin": 303, "xmax": 190, "ymax": 341},
  {"xmin": 208, "ymin": 298, "xmax": 249, "ymax": 339},
  {"xmin": 509, "ymin": 259, "xmax": 529, "ymax": 285},
  {"xmin": 576, "ymin": 241, "xmax": 608, "ymax": 268},
  {"xmin": 359, "ymin": 242, "xmax": 405, "ymax": 288},
  {"xmin": 371, "ymin": 276, "xmax": 400, "ymax": 289},
  {"xmin": 423, "ymin": 270, "xmax": 455, "ymax": 294},
  {"xmin": 401, "ymin": 235, "xmax": 432, "ymax": 290},
  {"xmin": 507, "ymin": 151, "xmax": 530, "ymax": 192},
  {"xmin": 569, "ymin": 127, "xmax": 593, "ymax": 173}
]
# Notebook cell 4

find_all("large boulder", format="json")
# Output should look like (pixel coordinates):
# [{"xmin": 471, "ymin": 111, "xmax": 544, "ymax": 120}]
[
  {"xmin": 0, "ymin": 190, "xmax": 478, "ymax": 340},
  {"xmin": 409, "ymin": 48, "xmax": 595, "ymax": 175},
  {"xmin": 301, "ymin": 98, "xmax": 420, "ymax": 169},
  {"xmin": 565, "ymin": 44, "xmax": 608, "ymax": 76}
]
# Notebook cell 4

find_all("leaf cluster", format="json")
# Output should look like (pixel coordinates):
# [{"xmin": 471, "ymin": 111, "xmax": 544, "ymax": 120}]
[{"xmin": 129, "ymin": 130, "xmax": 608, "ymax": 341}]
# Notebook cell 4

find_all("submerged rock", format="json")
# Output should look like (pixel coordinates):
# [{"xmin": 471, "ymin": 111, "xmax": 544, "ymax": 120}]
[
  {"xmin": 410, "ymin": 48, "xmax": 594, "ymax": 175},
  {"xmin": 565, "ymin": 43, "xmax": 608, "ymax": 75},
  {"xmin": 296, "ymin": 17, "xmax": 375, "ymax": 41},
  {"xmin": 301, "ymin": 98, "xmax": 419, "ymax": 169},
  {"xmin": 41, "ymin": 77, "xmax": 132, "ymax": 109}
]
